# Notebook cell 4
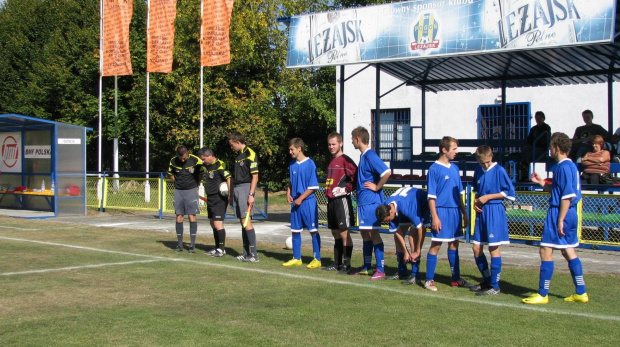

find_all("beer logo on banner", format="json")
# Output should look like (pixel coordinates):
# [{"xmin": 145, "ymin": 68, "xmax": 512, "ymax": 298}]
[
  {"xmin": 411, "ymin": 12, "xmax": 440, "ymax": 54},
  {"xmin": 1, "ymin": 136, "xmax": 19, "ymax": 168}
]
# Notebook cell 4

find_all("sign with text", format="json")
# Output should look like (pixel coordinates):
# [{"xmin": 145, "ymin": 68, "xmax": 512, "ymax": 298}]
[
  {"xmin": 24, "ymin": 145, "xmax": 52, "ymax": 159},
  {"xmin": 0, "ymin": 132, "xmax": 22, "ymax": 172},
  {"xmin": 286, "ymin": 0, "xmax": 616, "ymax": 68},
  {"xmin": 147, "ymin": 0, "xmax": 178, "ymax": 73},
  {"xmin": 58, "ymin": 138, "xmax": 82, "ymax": 145},
  {"xmin": 102, "ymin": 0, "xmax": 134, "ymax": 76},
  {"xmin": 200, "ymin": 0, "xmax": 235, "ymax": 66}
]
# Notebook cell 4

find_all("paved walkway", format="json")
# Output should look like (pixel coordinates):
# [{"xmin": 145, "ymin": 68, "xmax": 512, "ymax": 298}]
[{"xmin": 48, "ymin": 209, "xmax": 620, "ymax": 275}]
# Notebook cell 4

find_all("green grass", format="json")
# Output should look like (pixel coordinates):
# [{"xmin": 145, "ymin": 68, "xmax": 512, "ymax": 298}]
[{"xmin": 0, "ymin": 217, "xmax": 619, "ymax": 346}]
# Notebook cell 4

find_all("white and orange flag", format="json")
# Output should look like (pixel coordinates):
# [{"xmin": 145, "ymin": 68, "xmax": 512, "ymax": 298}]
[
  {"xmin": 147, "ymin": 0, "xmax": 177, "ymax": 73},
  {"xmin": 102, "ymin": 0, "xmax": 134, "ymax": 76},
  {"xmin": 200, "ymin": 0, "xmax": 234, "ymax": 67}
]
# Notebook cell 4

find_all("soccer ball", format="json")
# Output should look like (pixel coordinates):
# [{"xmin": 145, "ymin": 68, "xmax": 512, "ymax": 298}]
[
  {"xmin": 285, "ymin": 236, "xmax": 293, "ymax": 250},
  {"xmin": 219, "ymin": 182, "xmax": 228, "ymax": 197}
]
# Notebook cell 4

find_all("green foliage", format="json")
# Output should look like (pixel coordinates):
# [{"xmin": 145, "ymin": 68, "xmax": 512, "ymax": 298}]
[{"xmin": 0, "ymin": 0, "xmax": 337, "ymax": 189}]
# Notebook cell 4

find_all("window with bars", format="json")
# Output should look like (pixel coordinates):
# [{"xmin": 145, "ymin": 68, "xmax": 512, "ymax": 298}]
[
  {"xmin": 478, "ymin": 102, "xmax": 531, "ymax": 153},
  {"xmin": 371, "ymin": 108, "xmax": 411, "ymax": 161}
]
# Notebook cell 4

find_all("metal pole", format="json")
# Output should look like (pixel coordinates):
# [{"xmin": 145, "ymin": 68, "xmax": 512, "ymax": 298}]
[{"xmin": 339, "ymin": 65, "xmax": 345, "ymax": 136}]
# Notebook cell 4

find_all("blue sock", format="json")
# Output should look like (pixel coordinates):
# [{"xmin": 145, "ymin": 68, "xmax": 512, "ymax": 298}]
[
  {"xmin": 374, "ymin": 243, "xmax": 385, "ymax": 273},
  {"xmin": 568, "ymin": 258, "xmax": 586, "ymax": 295},
  {"xmin": 448, "ymin": 249, "xmax": 459, "ymax": 280},
  {"xmin": 490, "ymin": 257, "xmax": 502, "ymax": 290},
  {"xmin": 311, "ymin": 233, "xmax": 321, "ymax": 261},
  {"xmin": 411, "ymin": 256, "xmax": 421, "ymax": 279},
  {"xmin": 362, "ymin": 240, "xmax": 373, "ymax": 270},
  {"xmin": 396, "ymin": 252, "xmax": 407, "ymax": 275},
  {"xmin": 292, "ymin": 233, "xmax": 302, "ymax": 260},
  {"xmin": 539, "ymin": 261, "xmax": 554, "ymax": 297},
  {"xmin": 475, "ymin": 254, "xmax": 491, "ymax": 284},
  {"xmin": 426, "ymin": 253, "xmax": 438, "ymax": 281}
]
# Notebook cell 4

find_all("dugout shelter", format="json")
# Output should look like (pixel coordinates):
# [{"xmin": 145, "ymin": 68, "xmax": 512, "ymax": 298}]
[{"xmin": 0, "ymin": 114, "xmax": 89, "ymax": 218}]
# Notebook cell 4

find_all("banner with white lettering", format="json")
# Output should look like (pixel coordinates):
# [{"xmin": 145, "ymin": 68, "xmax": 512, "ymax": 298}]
[
  {"xmin": 24, "ymin": 146, "xmax": 52, "ymax": 159},
  {"xmin": 0, "ymin": 132, "xmax": 22, "ymax": 172},
  {"xmin": 286, "ymin": 0, "xmax": 616, "ymax": 68}
]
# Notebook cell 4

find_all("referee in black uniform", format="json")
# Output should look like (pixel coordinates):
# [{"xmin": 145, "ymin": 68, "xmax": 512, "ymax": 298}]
[
  {"xmin": 168, "ymin": 145, "xmax": 202, "ymax": 253},
  {"xmin": 198, "ymin": 147, "xmax": 232, "ymax": 257},
  {"xmin": 228, "ymin": 131, "xmax": 260, "ymax": 262}
]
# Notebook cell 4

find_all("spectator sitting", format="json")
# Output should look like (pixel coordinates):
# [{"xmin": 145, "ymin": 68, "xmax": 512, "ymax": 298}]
[
  {"xmin": 580, "ymin": 135, "xmax": 611, "ymax": 185},
  {"xmin": 611, "ymin": 126, "xmax": 620, "ymax": 163},
  {"xmin": 518, "ymin": 111, "xmax": 551, "ymax": 181},
  {"xmin": 569, "ymin": 109, "xmax": 609, "ymax": 162}
]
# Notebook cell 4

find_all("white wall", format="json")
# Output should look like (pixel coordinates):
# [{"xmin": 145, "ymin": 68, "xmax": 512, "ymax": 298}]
[{"xmin": 338, "ymin": 64, "xmax": 620, "ymax": 165}]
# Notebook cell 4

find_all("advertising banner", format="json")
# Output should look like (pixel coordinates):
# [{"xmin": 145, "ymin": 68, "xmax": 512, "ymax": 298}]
[
  {"xmin": 286, "ymin": 0, "xmax": 616, "ymax": 68},
  {"xmin": 24, "ymin": 146, "xmax": 51, "ymax": 159},
  {"xmin": 0, "ymin": 132, "xmax": 22, "ymax": 173},
  {"xmin": 147, "ymin": 0, "xmax": 178, "ymax": 73},
  {"xmin": 200, "ymin": 0, "xmax": 235, "ymax": 67},
  {"xmin": 102, "ymin": 0, "xmax": 134, "ymax": 76}
]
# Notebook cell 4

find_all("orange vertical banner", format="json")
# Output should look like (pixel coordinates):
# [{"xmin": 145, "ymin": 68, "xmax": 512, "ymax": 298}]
[
  {"xmin": 102, "ymin": 0, "xmax": 134, "ymax": 76},
  {"xmin": 147, "ymin": 0, "xmax": 177, "ymax": 73},
  {"xmin": 200, "ymin": 0, "xmax": 234, "ymax": 67}
]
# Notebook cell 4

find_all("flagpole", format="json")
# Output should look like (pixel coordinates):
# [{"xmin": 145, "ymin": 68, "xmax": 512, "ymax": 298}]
[
  {"xmin": 97, "ymin": 0, "xmax": 104, "ymax": 201},
  {"xmin": 145, "ymin": 0, "xmax": 151, "ymax": 203},
  {"xmin": 199, "ymin": 0, "xmax": 204, "ymax": 150}
]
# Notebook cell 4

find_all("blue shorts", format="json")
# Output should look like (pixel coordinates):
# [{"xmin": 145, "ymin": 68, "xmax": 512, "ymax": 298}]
[
  {"xmin": 473, "ymin": 203, "xmax": 510, "ymax": 246},
  {"xmin": 290, "ymin": 198, "xmax": 319, "ymax": 232},
  {"xmin": 541, "ymin": 206, "xmax": 579, "ymax": 249},
  {"xmin": 431, "ymin": 207, "xmax": 464, "ymax": 242},
  {"xmin": 357, "ymin": 203, "xmax": 381, "ymax": 230}
]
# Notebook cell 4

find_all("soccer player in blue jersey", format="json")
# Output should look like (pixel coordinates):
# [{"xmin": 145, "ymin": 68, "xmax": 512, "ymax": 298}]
[
  {"xmin": 376, "ymin": 187, "xmax": 430, "ymax": 285},
  {"xmin": 523, "ymin": 132, "xmax": 589, "ymax": 304},
  {"xmin": 424, "ymin": 136, "xmax": 471, "ymax": 291},
  {"xmin": 469, "ymin": 145, "xmax": 516, "ymax": 296},
  {"xmin": 351, "ymin": 126, "xmax": 391, "ymax": 280},
  {"xmin": 282, "ymin": 138, "xmax": 322, "ymax": 269}
]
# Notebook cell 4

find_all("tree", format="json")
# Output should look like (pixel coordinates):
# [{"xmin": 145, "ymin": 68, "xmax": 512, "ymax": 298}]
[{"xmin": 0, "ymin": 0, "xmax": 338, "ymax": 190}]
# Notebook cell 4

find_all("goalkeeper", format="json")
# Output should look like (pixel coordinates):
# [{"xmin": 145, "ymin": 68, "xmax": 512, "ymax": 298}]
[{"xmin": 323, "ymin": 132, "xmax": 358, "ymax": 274}]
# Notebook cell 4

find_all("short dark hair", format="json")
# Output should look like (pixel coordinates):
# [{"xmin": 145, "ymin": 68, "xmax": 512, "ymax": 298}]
[
  {"xmin": 535, "ymin": 111, "xmax": 545, "ymax": 120},
  {"xmin": 327, "ymin": 132, "xmax": 342, "ymax": 143},
  {"xmin": 228, "ymin": 131, "xmax": 245, "ymax": 144},
  {"xmin": 475, "ymin": 145, "xmax": 493, "ymax": 159},
  {"xmin": 582, "ymin": 109, "xmax": 593, "ymax": 118},
  {"xmin": 550, "ymin": 132, "xmax": 572, "ymax": 154},
  {"xmin": 176, "ymin": 145, "xmax": 188, "ymax": 157},
  {"xmin": 439, "ymin": 136, "xmax": 458, "ymax": 153},
  {"xmin": 289, "ymin": 137, "xmax": 304, "ymax": 149},
  {"xmin": 351, "ymin": 126, "xmax": 370, "ymax": 145},
  {"xmin": 375, "ymin": 204, "xmax": 392, "ymax": 222},
  {"xmin": 198, "ymin": 147, "xmax": 214, "ymax": 157}
]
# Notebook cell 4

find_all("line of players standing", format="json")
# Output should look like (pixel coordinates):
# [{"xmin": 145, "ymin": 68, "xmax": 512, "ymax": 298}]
[{"xmin": 168, "ymin": 128, "xmax": 589, "ymax": 303}]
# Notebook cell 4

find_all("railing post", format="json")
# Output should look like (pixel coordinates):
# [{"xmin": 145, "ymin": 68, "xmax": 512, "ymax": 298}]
[{"xmin": 159, "ymin": 172, "xmax": 164, "ymax": 219}]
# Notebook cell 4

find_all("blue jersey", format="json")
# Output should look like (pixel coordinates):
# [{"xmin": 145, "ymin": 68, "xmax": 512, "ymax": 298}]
[
  {"xmin": 356, "ymin": 148, "xmax": 390, "ymax": 206},
  {"xmin": 549, "ymin": 158, "xmax": 581, "ymax": 208},
  {"xmin": 427, "ymin": 161, "xmax": 464, "ymax": 207},
  {"xmin": 289, "ymin": 157, "xmax": 320, "ymax": 200},
  {"xmin": 473, "ymin": 163, "xmax": 516, "ymax": 204},
  {"xmin": 385, "ymin": 187, "xmax": 430, "ymax": 232}
]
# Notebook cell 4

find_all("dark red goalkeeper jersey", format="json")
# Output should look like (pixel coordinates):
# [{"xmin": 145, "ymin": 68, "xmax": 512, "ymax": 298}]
[{"xmin": 325, "ymin": 154, "xmax": 357, "ymax": 199}]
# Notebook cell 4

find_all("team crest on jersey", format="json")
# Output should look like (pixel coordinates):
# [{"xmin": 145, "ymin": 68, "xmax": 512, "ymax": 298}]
[
  {"xmin": 209, "ymin": 172, "xmax": 214, "ymax": 179},
  {"xmin": 411, "ymin": 12, "xmax": 440, "ymax": 54},
  {"xmin": 189, "ymin": 167, "xmax": 194, "ymax": 173},
  {"xmin": 293, "ymin": 170, "xmax": 297, "ymax": 175},
  {"xmin": 240, "ymin": 162, "xmax": 244, "ymax": 166},
  {"xmin": 445, "ymin": 175, "xmax": 449, "ymax": 180}
]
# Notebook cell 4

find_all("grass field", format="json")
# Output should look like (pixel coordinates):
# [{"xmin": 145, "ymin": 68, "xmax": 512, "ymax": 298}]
[{"xmin": 1, "ymin": 216, "xmax": 619, "ymax": 346}]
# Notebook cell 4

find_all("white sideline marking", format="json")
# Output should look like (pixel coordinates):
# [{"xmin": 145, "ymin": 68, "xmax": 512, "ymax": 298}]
[
  {"xmin": 1, "ymin": 236, "xmax": 618, "ymax": 322},
  {"xmin": 2, "ymin": 226, "xmax": 40, "ymax": 231},
  {"xmin": 1, "ymin": 260, "xmax": 162, "ymax": 276}
]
